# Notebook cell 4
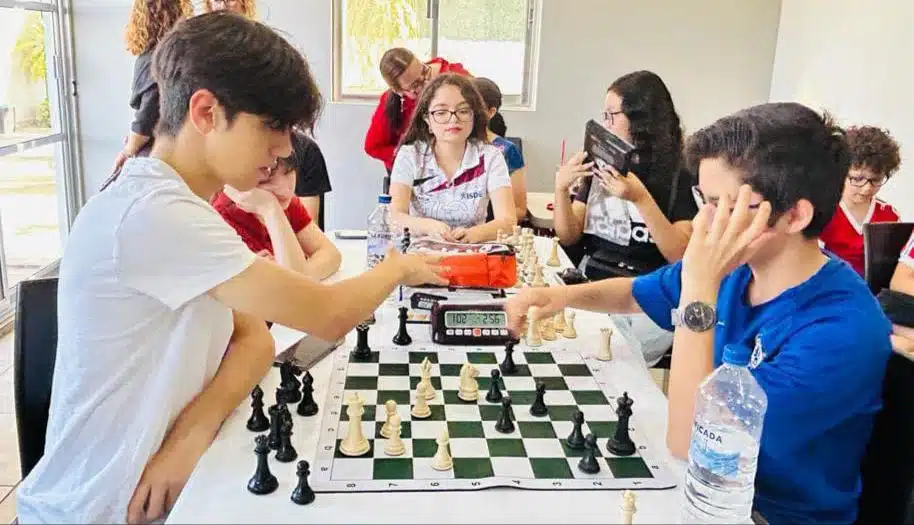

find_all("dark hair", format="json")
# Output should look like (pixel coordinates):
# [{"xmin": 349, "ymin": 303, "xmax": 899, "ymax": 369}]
[
  {"xmin": 686, "ymin": 102, "xmax": 850, "ymax": 238},
  {"xmin": 399, "ymin": 73, "xmax": 489, "ymax": 148},
  {"xmin": 845, "ymin": 125, "xmax": 901, "ymax": 178},
  {"xmin": 276, "ymin": 129, "xmax": 313, "ymax": 174},
  {"xmin": 380, "ymin": 48, "xmax": 416, "ymax": 132},
  {"xmin": 152, "ymin": 11, "xmax": 322, "ymax": 137},
  {"xmin": 608, "ymin": 71, "xmax": 683, "ymax": 181},
  {"xmin": 474, "ymin": 77, "xmax": 507, "ymax": 136}
]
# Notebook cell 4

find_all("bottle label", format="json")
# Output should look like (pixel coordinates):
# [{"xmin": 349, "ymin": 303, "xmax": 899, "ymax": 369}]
[
  {"xmin": 688, "ymin": 423, "xmax": 739, "ymax": 478},
  {"xmin": 366, "ymin": 231, "xmax": 391, "ymax": 268}
]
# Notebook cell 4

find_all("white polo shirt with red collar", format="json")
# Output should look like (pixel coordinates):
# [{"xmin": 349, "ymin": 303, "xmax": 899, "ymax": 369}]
[{"xmin": 390, "ymin": 140, "xmax": 511, "ymax": 228}]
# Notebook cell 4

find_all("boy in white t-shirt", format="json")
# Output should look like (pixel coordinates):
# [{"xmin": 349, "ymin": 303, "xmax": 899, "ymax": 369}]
[
  {"xmin": 389, "ymin": 73, "xmax": 517, "ymax": 243},
  {"xmin": 15, "ymin": 12, "xmax": 444, "ymax": 525}
]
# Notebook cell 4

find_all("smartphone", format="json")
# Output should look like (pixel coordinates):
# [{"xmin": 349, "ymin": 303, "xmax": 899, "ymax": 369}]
[
  {"xmin": 274, "ymin": 335, "xmax": 344, "ymax": 369},
  {"xmin": 334, "ymin": 229, "xmax": 368, "ymax": 240}
]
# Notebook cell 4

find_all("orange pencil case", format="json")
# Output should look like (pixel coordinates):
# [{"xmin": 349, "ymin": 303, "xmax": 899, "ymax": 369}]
[{"xmin": 407, "ymin": 239, "xmax": 517, "ymax": 289}]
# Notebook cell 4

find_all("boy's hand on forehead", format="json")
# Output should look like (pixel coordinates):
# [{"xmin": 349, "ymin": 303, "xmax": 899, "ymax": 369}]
[
  {"xmin": 223, "ymin": 185, "xmax": 281, "ymax": 217},
  {"xmin": 682, "ymin": 184, "xmax": 775, "ymax": 287}
]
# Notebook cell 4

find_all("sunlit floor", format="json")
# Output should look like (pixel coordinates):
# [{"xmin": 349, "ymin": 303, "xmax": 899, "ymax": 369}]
[{"xmin": 0, "ymin": 331, "xmax": 17, "ymax": 523}]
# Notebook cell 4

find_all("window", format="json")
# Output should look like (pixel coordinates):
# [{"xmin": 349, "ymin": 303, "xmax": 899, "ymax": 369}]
[
  {"xmin": 0, "ymin": 1, "xmax": 81, "ymax": 316},
  {"xmin": 332, "ymin": 0, "xmax": 538, "ymax": 107}
]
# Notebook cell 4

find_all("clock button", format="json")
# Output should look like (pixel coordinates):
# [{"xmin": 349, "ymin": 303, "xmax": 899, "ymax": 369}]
[
  {"xmin": 454, "ymin": 329, "xmax": 463, "ymax": 336},
  {"xmin": 482, "ymin": 329, "xmax": 491, "ymax": 336},
  {"xmin": 446, "ymin": 329, "xmax": 454, "ymax": 336},
  {"xmin": 473, "ymin": 328, "xmax": 481, "ymax": 337},
  {"xmin": 500, "ymin": 329, "xmax": 508, "ymax": 336}
]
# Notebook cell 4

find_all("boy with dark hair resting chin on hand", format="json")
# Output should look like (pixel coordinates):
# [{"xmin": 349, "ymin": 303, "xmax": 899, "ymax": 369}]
[
  {"xmin": 16, "ymin": 12, "xmax": 444, "ymax": 525},
  {"xmin": 505, "ymin": 102, "xmax": 892, "ymax": 524}
]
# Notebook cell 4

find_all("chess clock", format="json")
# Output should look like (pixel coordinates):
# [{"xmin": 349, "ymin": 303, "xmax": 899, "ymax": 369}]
[{"xmin": 430, "ymin": 302, "xmax": 514, "ymax": 345}]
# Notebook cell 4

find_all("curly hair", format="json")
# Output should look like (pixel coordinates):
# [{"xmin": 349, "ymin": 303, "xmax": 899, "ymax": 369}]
[
  {"xmin": 125, "ymin": 0, "xmax": 192, "ymax": 56},
  {"xmin": 845, "ymin": 125, "xmax": 901, "ymax": 178},
  {"xmin": 204, "ymin": 0, "xmax": 257, "ymax": 18}
]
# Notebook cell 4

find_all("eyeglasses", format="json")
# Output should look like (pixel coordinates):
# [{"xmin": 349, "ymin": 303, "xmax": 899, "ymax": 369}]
[
  {"xmin": 602, "ymin": 110, "xmax": 624, "ymax": 126},
  {"xmin": 692, "ymin": 185, "xmax": 763, "ymax": 210},
  {"xmin": 402, "ymin": 64, "xmax": 431, "ymax": 94},
  {"xmin": 429, "ymin": 108, "xmax": 474, "ymax": 124},
  {"xmin": 847, "ymin": 175, "xmax": 887, "ymax": 188}
]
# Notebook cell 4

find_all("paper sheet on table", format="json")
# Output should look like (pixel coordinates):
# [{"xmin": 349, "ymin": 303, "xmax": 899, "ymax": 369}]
[{"xmin": 270, "ymin": 323, "xmax": 308, "ymax": 356}]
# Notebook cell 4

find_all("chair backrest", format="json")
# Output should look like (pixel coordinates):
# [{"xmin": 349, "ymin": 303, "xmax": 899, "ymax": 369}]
[
  {"xmin": 13, "ymin": 276, "xmax": 59, "ymax": 479},
  {"xmin": 857, "ymin": 352, "xmax": 914, "ymax": 524},
  {"xmin": 505, "ymin": 136, "xmax": 523, "ymax": 157},
  {"xmin": 864, "ymin": 222, "xmax": 914, "ymax": 293}
]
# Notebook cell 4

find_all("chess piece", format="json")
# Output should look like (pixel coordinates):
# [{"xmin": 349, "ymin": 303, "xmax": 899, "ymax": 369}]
[
  {"xmin": 417, "ymin": 357, "xmax": 436, "ymax": 400},
  {"xmin": 597, "ymin": 327, "xmax": 613, "ymax": 361},
  {"xmin": 400, "ymin": 227, "xmax": 411, "ymax": 253},
  {"xmin": 566, "ymin": 410, "xmax": 586, "ymax": 449},
  {"xmin": 529, "ymin": 380, "xmax": 548, "ymax": 416},
  {"xmin": 352, "ymin": 323, "xmax": 372, "ymax": 361},
  {"xmin": 411, "ymin": 387, "xmax": 431, "ymax": 418},
  {"xmin": 431, "ymin": 430, "xmax": 453, "ymax": 471},
  {"xmin": 457, "ymin": 362, "xmax": 480, "ymax": 402},
  {"xmin": 267, "ymin": 404, "xmax": 282, "ymax": 450},
  {"xmin": 279, "ymin": 361, "xmax": 303, "ymax": 404},
  {"xmin": 494, "ymin": 396, "xmax": 516, "ymax": 434},
  {"xmin": 246, "ymin": 385, "xmax": 270, "ymax": 432},
  {"xmin": 541, "ymin": 317, "xmax": 556, "ymax": 341},
  {"xmin": 578, "ymin": 433, "xmax": 601, "ymax": 474},
  {"xmin": 247, "ymin": 435, "xmax": 278, "ymax": 495},
  {"xmin": 526, "ymin": 306, "xmax": 543, "ymax": 347},
  {"xmin": 563, "ymin": 311, "xmax": 577, "ymax": 339},
  {"xmin": 380, "ymin": 400, "xmax": 398, "ymax": 438},
  {"xmin": 532, "ymin": 265, "xmax": 546, "ymax": 287},
  {"xmin": 485, "ymin": 369, "xmax": 503, "ymax": 403},
  {"xmin": 553, "ymin": 309, "xmax": 567, "ymax": 334},
  {"xmin": 339, "ymin": 393, "xmax": 370, "ymax": 456},
  {"xmin": 547, "ymin": 236, "xmax": 561, "ymax": 266},
  {"xmin": 499, "ymin": 340, "xmax": 518, "ymax": 374},
  {"xmin": 383, "ymin": 414, "xmax": 405, "ymax": 456},
  {"xmin": 392, "ymin": 306, "xmax": 412, "ymax": 346},
  {"xmin": 607, "ymin": 392, "xmax": 636, "ymax": 456},
  {"xmin": 621, "ymin": 490, "xmax": 637, "ymax": 525},
  {"xmin": 297, "ymin": 372, "xmax": 319, "ymax": 416},
  {"xmin": 290, "ymin": 460, "xmax": 316, "ymax": 505},
  {"xmin": 275, "ymin": 419, "xmax": 298, "ymax": 462},
  {"xmin": 511, "ymin": 225, "xmax": 521, "ymax": 245}
]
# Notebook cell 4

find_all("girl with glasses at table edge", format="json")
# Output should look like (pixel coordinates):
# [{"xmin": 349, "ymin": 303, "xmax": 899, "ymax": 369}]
[
  {"xmin": 364, "ymin": 48, "xmax": 471, "ymax": 186},
  {"xmin": 552, "ymin": 70, "xmax": 698, "ymax": 367},
  {"xmin": 388, "ymin": 74, "xmax": 517, "ymax": 243},
  {"xmin": 819, "ymin": 125, "xmax": 902, "ymax": 277}
]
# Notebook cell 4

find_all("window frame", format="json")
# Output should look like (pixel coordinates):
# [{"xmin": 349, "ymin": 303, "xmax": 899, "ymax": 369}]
[{"xmin": 331, "ymin": 0, "xmax": 540, "ymax": 108}]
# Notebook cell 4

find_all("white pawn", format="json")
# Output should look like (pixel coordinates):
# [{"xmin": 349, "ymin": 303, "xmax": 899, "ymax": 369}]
[
  {"xmin": 527, "ymin": 306, "xmax": 543, "ymax": 347},
  {"xmin": 597, "ymin": 327, "xmax": 613, "ymax": 361},
  {"xmin": 431, "ymin": 429, "xmax": 453, "ymax": 471},
  {"xmin": 339, "ymin": 393, "xmax": 370, "ymax": 456},
  {"xmin": 547, "ymin": 236, "xmax": 561, "ymax": 267},
  {"xmin": 621, "ymin": 490, "xmax": 637, "ymax": 524},
  {"xmin": 554, "ymin": 309, "xmax": 567, "ymax": 333},
  {"xmin": 411, "ymin": 387, "xmax": 431, "ymax": 418},
  {"xmin": 563, "ymin": 311, "xmax": 577, "ymax": 339},
  {"xmin": 380, "ymin": 399, "xmax": 398, "ymax": 438},
  {"xmin": 384, "ymin": 414, "xmax": 405, "ymax": 456}
]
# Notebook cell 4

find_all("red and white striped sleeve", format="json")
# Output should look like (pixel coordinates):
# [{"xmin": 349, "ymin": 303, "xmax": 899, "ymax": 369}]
[{"xmin": 900, "ymin": 231, "xmax": 914, "ymax": 269}]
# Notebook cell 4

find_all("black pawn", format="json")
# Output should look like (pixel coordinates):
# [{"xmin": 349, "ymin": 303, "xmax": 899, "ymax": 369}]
[
  {"xmin": 400, "ymin": 227, "xmax": 411, "ymax": 253},
  {"xmin": 352, "ymin": 323, "xmax": 372, "ymax": 361},
  {"xmin": 494, "ymin": 396, "xmax": 516, "ymax": 434},
  {"xmin": 275, "ymin": 420, "xmax": 298, "ymax": 462},
  {"xmin": 291, "ymin": 460, "xmax": 316, "ymax": 505},
  {"xmin": 247, "ymin": 435, "xmax": 278, "ymax": 495},
  {"xmin": 577, "ymin": 433, "xmax": 601, "ymax": 474},
  {"xmin": 566, "ymin": 410, "xmax": 586, "ymax": 450},
  {"xmin": 267, "ymin": 404, "xmax": 282, "ymax": 450},
  {"xmin": 485, "ymin": 369, "xmax": 503, "ymax": 403},
  {"xmin": 246, "ymin": 385, "xmax": 269, "ymax": 432},
  {"xmin": 529, "ymin": 381, "xmax": 548, "ymax": 417},
  {"xmin": 392, "ymin": 306, "xmax": 412, "ymax": 346},
  {"xmin": 607, "ymin": 392, "xmax": 636, "ymax": 456},
  {"xmin": 499, "ymin": 340, "xmax": 518, "ymax": 375},
  {"xmin": 297, "ymin": 372, "xmax": 319, "ymax": 416}
]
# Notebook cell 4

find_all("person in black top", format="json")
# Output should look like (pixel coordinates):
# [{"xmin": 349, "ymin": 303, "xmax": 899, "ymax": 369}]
[
  {"xmin": 552, "ymin": 70, "xmax": 697, "ymax": 366},
  {"xmin": 112, "ymin": 0, "xmax": 191, "ymax": 174},
  {"xmin": 287, "ymin": 131, "xmax": 333, "ymax": 230}
]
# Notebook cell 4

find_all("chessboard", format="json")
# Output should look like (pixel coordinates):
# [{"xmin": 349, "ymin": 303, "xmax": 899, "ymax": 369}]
[{"xmin": 310, "ymin": 343, "xmax": 678, "ymax": 493}]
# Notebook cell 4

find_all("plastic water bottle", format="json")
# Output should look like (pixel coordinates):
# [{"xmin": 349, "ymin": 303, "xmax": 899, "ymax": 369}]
[
  {"xmin": 682, "ymin": 344, "xmax": 768, "ymax": 524},
  {"xmin": 366, "ymin": 194, "xmax": 395, "ymax": 270}
]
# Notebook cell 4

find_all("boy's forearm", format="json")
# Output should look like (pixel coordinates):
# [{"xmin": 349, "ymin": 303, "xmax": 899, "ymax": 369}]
[
  {"xmin": 301, "ymin": 244, "xmax": 342, "ymax": 280},
  {"xmin": 562, "ymin": 277, "xmax": 642, "ymax": 314}
]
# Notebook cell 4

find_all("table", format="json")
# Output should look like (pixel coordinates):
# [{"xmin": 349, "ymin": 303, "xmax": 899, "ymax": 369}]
[
  {"xmin": 166, "ymin": 236, "xmax": 688, "ymax": 524},
  {"xmin": 527, "ymin": 192, "xmax": 554, "ymax": 231}
]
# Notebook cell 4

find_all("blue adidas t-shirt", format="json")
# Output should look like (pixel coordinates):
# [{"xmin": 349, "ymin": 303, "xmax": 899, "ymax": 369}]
[
  {"xmin": 492, "ymin": 136, "xmax": 525, "ymax": 174},
  {"xmin": 632, "ymin": 257, "xmax": 892, "ymax": 524}
]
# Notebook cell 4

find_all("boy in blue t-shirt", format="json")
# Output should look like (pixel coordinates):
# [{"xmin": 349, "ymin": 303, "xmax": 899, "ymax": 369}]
[{"xmin": 506, "ymin": 102, "xmax": 892, "ymax": 524}]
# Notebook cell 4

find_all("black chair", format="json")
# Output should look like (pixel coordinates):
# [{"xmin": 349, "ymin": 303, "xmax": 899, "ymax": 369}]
[
  {"xmin": 855, "ymin": 223, "xmax": 914, "ymax": 524},
  {"xmin": 505, "ymin": 136, "xmax": 523, "ymax": 157},
  {"xmin": 13, "ymin": 276, "xmax": 59, "ymax": 479},
  {"xmin": 863, "ymin": 222, "xmax": 914, "ymax": 295}
]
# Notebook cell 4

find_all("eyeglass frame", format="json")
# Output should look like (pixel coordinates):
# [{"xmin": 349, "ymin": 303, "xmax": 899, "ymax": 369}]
[
  {"xmin": 428, "ymin": 108, "xmax": 474, "ymax": 124},
  {"xmin": 846, "ymin": 174, "xmax": 888, "ymax": 188},
  {"xmin": 400, "ymin": 63, "xmax": 431, "ymax": 95},
  {"xmin": 602, "ymin": 110, "xmax": 624, "ymax": 126}
]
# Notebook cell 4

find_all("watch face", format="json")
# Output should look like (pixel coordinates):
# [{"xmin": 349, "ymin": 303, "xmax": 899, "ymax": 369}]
[{"xmin": 683, "ymin": 302, "xmax": 716, "ymax": 332}]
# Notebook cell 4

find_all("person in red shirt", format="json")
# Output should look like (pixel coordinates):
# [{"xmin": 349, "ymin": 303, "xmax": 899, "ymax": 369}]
[
  {"xmin": 820, "ymin": 125, "xmax": 902, "ymax": 276},
  {"xmin": 213, "ymin": 134, "xmax": 342, "ymax": 280},
  {"xmin": 890, "ymin": 231, "xmax": 914, "ymax": 355},
  {"xmin": 364, "ymin": 47, "xmax": 471, "ymax": 186}
]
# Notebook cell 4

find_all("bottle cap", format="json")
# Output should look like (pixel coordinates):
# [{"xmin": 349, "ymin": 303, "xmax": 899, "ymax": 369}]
[
  {"xmin": 378, "ymin": 194, "xmax": 392, "ymax": 204},
  {"xmin": 722, "ymin": 344, "xmax": 751, "ymax": 367}
]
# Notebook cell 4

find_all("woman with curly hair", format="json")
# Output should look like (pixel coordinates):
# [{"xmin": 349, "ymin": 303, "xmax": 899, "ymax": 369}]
[
  {"xmin": 112, "ymin": 0, "xmax": 192, "ymax": 173},
  {"xmin": 552, "ymin": 70, "xmax": 697, "ymax": 365},
  {"xmin": 820, "ymin": 125, "xmax": 902, "ymax": 276},
  {"xmin": 204, "ymin": 0, "xmax": 256, "ymax": 18}
]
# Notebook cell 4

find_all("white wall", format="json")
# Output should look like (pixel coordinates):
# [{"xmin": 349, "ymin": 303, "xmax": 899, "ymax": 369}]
[
  {"xmin": 770, "ymin": 0, "xmax": 914, "ymax": 218},
  {"xmin": 73, "ymin": 0, "xmax": 782, "ymax": 229}
]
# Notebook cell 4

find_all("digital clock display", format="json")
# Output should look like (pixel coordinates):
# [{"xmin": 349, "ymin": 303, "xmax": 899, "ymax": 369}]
[{"xmin": 444, "ymin": 311, "xmax": 507, "ymax": 328}]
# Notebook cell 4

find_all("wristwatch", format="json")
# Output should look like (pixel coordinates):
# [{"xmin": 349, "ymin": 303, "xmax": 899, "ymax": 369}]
[{"xmin": 671, "ymin": 301, "xmax": 717, "ymax": 333}]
